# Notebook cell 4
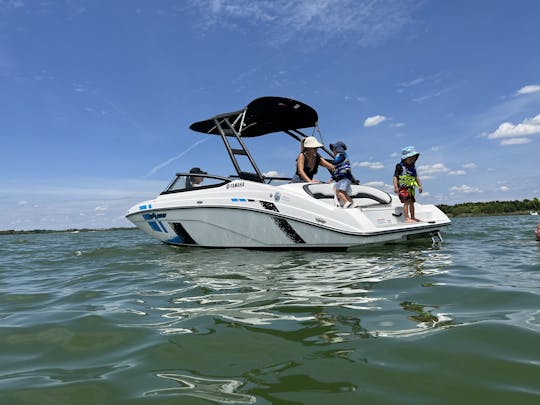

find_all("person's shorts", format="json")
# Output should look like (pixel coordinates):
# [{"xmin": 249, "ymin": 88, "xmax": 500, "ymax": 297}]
[
  {"xmin": 335, "ymin": 178, "xmax": 352, "ymax": 195},
  {"xmin": 398, "ymin": 187, "xmax": 415, "ymax": 203}
]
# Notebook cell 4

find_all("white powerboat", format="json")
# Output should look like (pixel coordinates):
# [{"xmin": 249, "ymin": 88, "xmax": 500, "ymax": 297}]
[{"xmin": 126, "ymin": 97, "xmax": 450, "ymax": 249}]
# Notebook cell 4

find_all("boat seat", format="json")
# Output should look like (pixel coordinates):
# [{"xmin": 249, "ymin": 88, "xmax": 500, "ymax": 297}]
[{"xmin": 303, "ymin": 184, "xmax": 392, "ymax": 205}]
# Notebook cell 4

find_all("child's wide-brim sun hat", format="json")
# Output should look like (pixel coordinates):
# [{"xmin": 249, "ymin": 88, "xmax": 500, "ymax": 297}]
[
  {"xmin": 401, "ymin": 146, "xmax": 420, "ymax": 160},
  {"xmin": 303, "ymin": 136, "xmax": 324, "ymax": 148}
]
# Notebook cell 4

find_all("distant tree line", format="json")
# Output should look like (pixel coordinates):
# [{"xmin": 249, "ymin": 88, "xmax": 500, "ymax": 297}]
[
  {"xmin": 0, "ymin": 227, "xmax": 136, "ymax": 235},
  {"xmin": 437, "ymin": 198, "xmax": 540, "ymax": 217}
]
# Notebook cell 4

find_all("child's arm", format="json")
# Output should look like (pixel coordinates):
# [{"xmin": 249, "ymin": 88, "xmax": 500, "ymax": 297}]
[{"xmin": 416, "ymin": 176, "xmax": 423, "ymax": 193}]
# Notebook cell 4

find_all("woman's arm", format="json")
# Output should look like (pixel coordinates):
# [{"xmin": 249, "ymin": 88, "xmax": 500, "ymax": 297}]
[{"xmin": 320, "ymin": 157, "xmax": 335, "ymax": 171}]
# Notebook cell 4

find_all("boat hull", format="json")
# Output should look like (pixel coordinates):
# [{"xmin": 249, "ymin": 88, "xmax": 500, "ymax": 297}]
[{"xmin": 127, "ymin": 205, "xmax": 449, "ymax": 249}]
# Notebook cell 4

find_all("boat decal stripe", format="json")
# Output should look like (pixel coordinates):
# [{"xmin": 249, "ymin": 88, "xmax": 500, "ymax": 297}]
[
  {"xmin": 273, "ymin": 218, "xmax": 305, "ymax": 243},
  {"xmin": 158, "ymin": 221, "xmax": 168, "ymax": 233},
  {"xmin": 171, "ymin": 222, "xmax": 197, "ymax": 245},
  {"xmin": 259, "ymin": 201, "xmax": 303, "ymax": 242},
  {"xmin": 260, "ymin": 201, "xmax": 279, "ymax": 212},
  {"xmin": 148, "ymin": 221, "xmax": 162, "ymax": 232}
]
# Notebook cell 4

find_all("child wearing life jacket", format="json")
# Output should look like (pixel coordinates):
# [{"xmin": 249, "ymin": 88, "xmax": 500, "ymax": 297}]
[
  {"xmin": 330, "ymin": 141, "xmax": 355, "ymax": 208},
  {"xmin": 393, "ymin": 146, "xmax": 423, "ymax": 222}
]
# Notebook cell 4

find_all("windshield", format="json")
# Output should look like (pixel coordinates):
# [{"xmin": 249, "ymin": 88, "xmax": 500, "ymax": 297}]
[{"xmin": 162, "ymin": 173, "xmax": 231, "ymax": 194}]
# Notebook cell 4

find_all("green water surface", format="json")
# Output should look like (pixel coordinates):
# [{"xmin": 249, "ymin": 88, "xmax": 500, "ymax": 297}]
[{"xmin": 1, "ymin": 216, "xmax": 539, "ymax": 404}]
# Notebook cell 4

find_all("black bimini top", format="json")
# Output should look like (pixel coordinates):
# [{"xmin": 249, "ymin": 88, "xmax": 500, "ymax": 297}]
[{"xmin": 189, "ymin": 96, "xmax": 318, "ymax": 137}]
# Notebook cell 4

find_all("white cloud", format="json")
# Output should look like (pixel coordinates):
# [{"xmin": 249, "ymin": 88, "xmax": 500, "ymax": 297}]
[
  {"xmin": 364, "ymin": 181, "xmax": 384, "ymax": 187},
  {"xmin": 500, "ymin": 137, "xmax": 532, "ymax": 146},
  {"xmin": 364, "ymin": 115, "xmax": 387, "ymax": 127},
  {"xmin": 397, "ymin": 73, "xmax": 445, "ymax": 94},
  {"xmin": 0, "ymin": 178, "xmax": 164, "ymax": 230},
  {"xmin": 450, "ymin": 184, "xmax": 482, "ymax": 193},
  {"xmin": 499, "ymin": 186, "xmax": 510, "ymax": 192},
  {"xmin": 462, "ymin": 163, "xmax": 478, "ymax": 170},
  {"xmin": 191, "ymin": 0, "xmax": 424, "ymax": 47},
  {"xmin": 0, "ymin": 1, "xmax": 24, "ymax": 10},
  {"xmin": 390, "ymin": 122, "xmax": 405, "ymax": 128},
  {"xmin": 263, "ymin": 170, "xmax": 281, "ymax": 177},
  {"xmin": 344, "ymin": 95, "xmax": 368, "ymax": 102},
  {"xmin": 363, "ymin": 181, "xmax": 394, "ymax": 192},
  {"xmin": 418, "ymin": 163, "xmax": 449, "ymax": 175},
  {"xmin": 411, "ymin": 88, "xmax": 450, "ymax": 103},
  {"xmin": 448, "ymin": 170, "xmax": 466, "ymax": 176},
  {"xmin": 399, "ymin": 77, "xmax": 425, "ymax": 88},
  {"xmin": 516, "ymin": 85, "xmax": 540, "ymax": 96},
  {"xmin": 145, "ymin": 137, "xmax": 211, "ymax": 178},
  {"xmin": 486, "ymin": 114, "xmax": 540, "ymax": 145},
  {"xmin": 18, "ymin": 200, "xmax": 28, "ymax": 206},
  {"xmin": 352, "ymin": 161, "xmax": 385, "ymax": 169}
]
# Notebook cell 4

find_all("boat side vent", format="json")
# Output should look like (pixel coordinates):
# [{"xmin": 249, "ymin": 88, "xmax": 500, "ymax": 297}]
[{"xmin": 171, "ymin": 222, "xmax": 197, "ymax": 245}]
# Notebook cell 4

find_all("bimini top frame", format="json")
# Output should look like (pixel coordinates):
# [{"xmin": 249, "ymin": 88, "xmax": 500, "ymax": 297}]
[{"xmin": 189, "ymin": 96, "xmax": 329, "ymax": 183}]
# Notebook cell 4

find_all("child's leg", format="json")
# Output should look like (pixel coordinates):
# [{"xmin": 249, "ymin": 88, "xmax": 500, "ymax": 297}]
[
  {"xmin": 336, "ymin": 189, "xmax": 348, "ymax": 205},
  {"xmin": 403, "ymin": 201, "xmax": 412, "ymax": 222},
  {"xmin": 410, "ymin": 202, "xmax": 422, "ymax": 221}
]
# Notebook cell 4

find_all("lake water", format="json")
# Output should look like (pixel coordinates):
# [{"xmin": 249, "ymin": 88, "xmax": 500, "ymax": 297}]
[{"xmin": 1, "ymin": 215, "xmax": 539, "ymax": 404}]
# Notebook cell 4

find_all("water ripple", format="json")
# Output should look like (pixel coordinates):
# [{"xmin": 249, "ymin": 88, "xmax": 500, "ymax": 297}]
[{"xmin": 146, "ymin": 373, "xmax": 256, "ymax": 403}]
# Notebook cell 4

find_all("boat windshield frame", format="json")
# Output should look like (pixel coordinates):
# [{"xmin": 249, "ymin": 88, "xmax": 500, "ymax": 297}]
[{"xmin": 160, "ymin": 173, "xmax": 232, "ymax": 195}]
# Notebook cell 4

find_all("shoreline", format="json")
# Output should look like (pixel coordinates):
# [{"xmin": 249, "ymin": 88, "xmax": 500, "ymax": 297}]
[
  {"xmin": 444, "ymin": 211, "xmax": 538, "ymax": 218},
  {"xmin": 0, "ymin": 227, "xmax": 137, "ymax": 235}
]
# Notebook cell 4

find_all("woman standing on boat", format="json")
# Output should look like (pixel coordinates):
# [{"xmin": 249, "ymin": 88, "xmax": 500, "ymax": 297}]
[{"xmin": 291, "ymin": 136, "xmax": 334, "ymax": 183}]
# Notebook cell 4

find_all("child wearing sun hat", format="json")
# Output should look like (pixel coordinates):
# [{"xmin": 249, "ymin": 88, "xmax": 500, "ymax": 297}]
[{"xmin": 393, "ymin": 146, "xmax": 423, "ymax": 223}]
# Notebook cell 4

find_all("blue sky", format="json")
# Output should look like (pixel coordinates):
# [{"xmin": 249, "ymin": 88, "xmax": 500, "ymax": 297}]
[{"xmin": 1, "ymin": 0, "xmax": 539, "ymax": 230}]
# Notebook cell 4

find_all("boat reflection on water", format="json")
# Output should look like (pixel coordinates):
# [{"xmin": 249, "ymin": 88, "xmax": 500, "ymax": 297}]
[{"xmin": 138, "ymin": 244, "xmax": 455, "ymax": 340}]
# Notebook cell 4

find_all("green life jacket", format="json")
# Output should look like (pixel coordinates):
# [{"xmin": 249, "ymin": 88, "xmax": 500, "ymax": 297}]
[{"xmin": 398, "ymin": 163, "xmax": 419, "ymax": 195}]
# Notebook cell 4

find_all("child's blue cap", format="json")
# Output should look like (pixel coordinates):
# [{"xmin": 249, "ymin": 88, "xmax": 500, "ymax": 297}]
[
  {"xmin": 330, "ymin": 141, "xmax": 347, "ymax": 153},
  {"xmin": 401, "ymin": 146, "xmax": 419, "ymax": 160}
]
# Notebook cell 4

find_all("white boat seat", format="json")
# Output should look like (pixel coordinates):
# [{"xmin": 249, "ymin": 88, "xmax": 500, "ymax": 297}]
[{"xmin": 303, "ymin": 184, "xmax": 392, "ymax": 205}]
